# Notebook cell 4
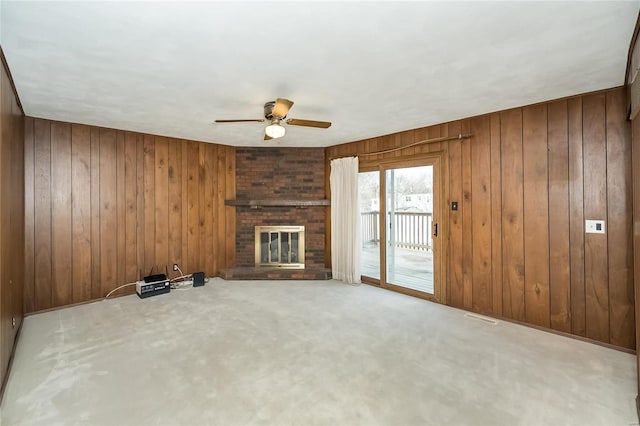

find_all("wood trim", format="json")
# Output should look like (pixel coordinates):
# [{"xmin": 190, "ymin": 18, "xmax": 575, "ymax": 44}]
[
  {"xmin": 495, "ymin": 312, "xmax": 635, "ymax": 355},
  {"xmin": 359, "ymin": 152, "xmax": 447, "ymax": 169},
  {"xmin": 24, "ymin": 295, "xmax": 109, "ymax": 316},
  {"xmin": 361, "ymin": 277, "xmax": 381, "ymax": 286},
  {"xmin": 363, "ymin": 277, "xmax": 634, "ymax": 355},
  {"xmin": 330, "ymin": 133, "xmax": 471, "ymax": 159},
  {"xmin": 497, "ymin": 305, "xmax": 635, "ymax": 354},
  {"xmin": 0, "ymin": 47, "xmax": 24, "ymax": 114},
  {"xmin": 0, "ymin": 321, "xmax": 23, "ymax": 404}
]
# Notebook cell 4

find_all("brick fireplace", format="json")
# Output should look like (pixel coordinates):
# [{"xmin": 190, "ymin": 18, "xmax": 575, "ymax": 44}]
[{"xmin": 220, "ymin": 147, "xmax": 331, "ymax": 280}]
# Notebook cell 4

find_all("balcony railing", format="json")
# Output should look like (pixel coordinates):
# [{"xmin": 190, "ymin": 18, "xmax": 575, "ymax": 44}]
[{"xmin": 361, "ymin": 211, "xmax": 433, "ymax": 252}]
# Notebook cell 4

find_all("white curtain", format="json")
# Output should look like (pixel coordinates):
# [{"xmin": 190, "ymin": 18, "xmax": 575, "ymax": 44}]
[{"xmin": 330, "ymin": 156, "xmax": 361, "ymax": 284}]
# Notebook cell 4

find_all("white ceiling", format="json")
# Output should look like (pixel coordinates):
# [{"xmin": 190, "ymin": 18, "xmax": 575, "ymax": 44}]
[{"xmin": 2, "ymin": 1, "xmax": 639, "ymax": 147}]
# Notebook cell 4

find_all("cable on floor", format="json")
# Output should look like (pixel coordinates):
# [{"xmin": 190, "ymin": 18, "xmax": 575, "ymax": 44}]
[{"xmin": 104, "ymin": 282, "xmax": 138, "ymax": 300}]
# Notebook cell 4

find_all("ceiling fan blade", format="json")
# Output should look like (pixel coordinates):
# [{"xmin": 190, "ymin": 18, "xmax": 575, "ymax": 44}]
[
  {"xmin": 286, "ymin": 118, "xmax": 332, "ymax": 129},
  {"xmin": 264, "ymin": 134, "xmax": 273, "ymax": 141},
  {"xmin": 271, "ymin": 98, "xmax": 294, "ymax": 118},
  {"xmin": 214, "ymin": 119, "xmax": 265, "ymax": 123}
]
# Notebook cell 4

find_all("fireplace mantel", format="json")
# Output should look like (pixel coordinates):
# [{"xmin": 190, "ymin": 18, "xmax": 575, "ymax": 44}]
[{"xmin": 225, "ymin": 199, "xmax": 330, "ymax": 208}]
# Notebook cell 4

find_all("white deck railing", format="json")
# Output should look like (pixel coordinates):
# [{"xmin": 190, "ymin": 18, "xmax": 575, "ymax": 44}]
[{"xmin": 361, "ymin": 211, "xmax": 433, "ymax": 252}]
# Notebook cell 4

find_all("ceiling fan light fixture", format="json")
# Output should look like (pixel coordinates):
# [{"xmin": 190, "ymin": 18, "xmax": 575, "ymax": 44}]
[{"xmin": 265, "ymin": 121, "xmax": 286, "ymax": 139}]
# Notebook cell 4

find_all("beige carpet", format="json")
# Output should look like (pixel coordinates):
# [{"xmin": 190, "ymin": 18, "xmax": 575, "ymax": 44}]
[{"xmin": 1, "ymin": 279, "xmax": 636, "ymax": 425}]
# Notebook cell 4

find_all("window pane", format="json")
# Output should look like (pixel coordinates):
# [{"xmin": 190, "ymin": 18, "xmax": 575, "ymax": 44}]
[{"xmin": 359, "ymin": 171, "xmax": 380, "ymax": 279}]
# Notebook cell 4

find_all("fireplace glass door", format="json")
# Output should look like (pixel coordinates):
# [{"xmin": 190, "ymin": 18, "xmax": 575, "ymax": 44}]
[{"xmin": 255, "ymin": 226, "xmax": 305, "ymax": 268}]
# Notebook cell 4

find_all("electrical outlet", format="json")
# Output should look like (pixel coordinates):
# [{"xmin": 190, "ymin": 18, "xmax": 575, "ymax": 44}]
[
  {"xmin": 585, "ymin": 219, "xmax": 605, "ymax": 234},
  {"xmin": 173, "ymin": 263, "xmax": 179, "ymax": 271}
]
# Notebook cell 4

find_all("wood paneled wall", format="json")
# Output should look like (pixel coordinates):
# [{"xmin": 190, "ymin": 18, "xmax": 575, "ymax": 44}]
[
  {"xmin": 24, "ymin": 118, "xmax": 236, "ymax": 312},
  {"xmin": 632, "ymin": 114, "xmax": 640, "ymax": 398},
  {"xmin": 0, "ymin": 53, "xmax": 25, "ymax": 390},
  {"xmin": 326, "ymin": 87, "xmax": 634, "ymax": 349}
]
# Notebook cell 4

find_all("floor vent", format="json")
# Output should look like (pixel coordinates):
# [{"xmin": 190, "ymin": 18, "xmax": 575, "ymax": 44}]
[{"xmin": 464, "ymin": 312, "xmax": 498, "ymax": 325}]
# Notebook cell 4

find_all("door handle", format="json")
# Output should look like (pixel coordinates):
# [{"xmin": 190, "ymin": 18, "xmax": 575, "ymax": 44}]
[{"xmin": 433, "ymin": 223, "xmax": 438, "ymax": 237}]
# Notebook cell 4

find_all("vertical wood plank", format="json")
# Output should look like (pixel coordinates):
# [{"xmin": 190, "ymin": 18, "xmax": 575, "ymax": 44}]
[
  {"xmin": 116, "ymin": 131, "xmax": 126, "ymax": 290},
  {"xmin": 181, "ymin": 140, "xmax": 189, "ymax": 273},
  {"xmin": 490, "ymin": 113, "xmax": 503, "ymax": 315},
  {"xmin": 606, "ymin": 89, "xmax": 634, "ymax": 348},
  {"xmin": 547, "ymin": 100, "xmax": 571, "ymax": 332},
  {"xmin": 632, "ymin": 117, "xmax": 640, "ymax": 387},
  {"xmin": 90, "ymin": 127, "xmax": 101, "ymax": 299},
  {"xmin": 379, "ymin": 135, "xmax": 394, "ymax": 161},
  {"xmin": 400, "ymin": 130, "xmax": 415, "ymax": 156},
  {"xmin": 71, "ymin": 124, "xmax": 92, "ymax": 303},
  {"xmin": 568, "ymin": 97, "xmax": 586, "ymax": 336},
  {"xmin": 461, "ymin": 119, "xmax": 473, "ymax": 309},
  {"xmin": 50, "ymin": 121, "xmax": 72, "ymax": 307},
  {"xmin": 0, "ymin": 73, "xmax": 6, "ymax": 378},
  {"xmin": 196, "ymin": 143, "xmax": 205, "ymax": 273},
  {"xmin": 24, "ymin": 117, "xmax": 35, "ymax": 313},
  {"xmin": 154, "ymin": 136, "xmax": 169, "ymax": 274},
  {"xmin": 470, "ymin": 115, "xmax": 492, "ymax": 313},
  {"xmin": 168, "ymin": 138, "xmax": 182, "ymax": 276},
  {"xmin": 11, "ymin": 94, "xmax": 25, "ymax": 329},
  {"xmin": 413, "ymin": 128, "xmax": 429, "ymax": 155},
  {"xmin": 136, "ymin": 134, "xmax": 145, "ymax": 281},
  {"xmin": 448, "ymin": 121, "xmax": 463, "ymax": 307},
  {"xmin": 427, "ymin": 125, "xmax": 442, "ymax": 153},
  {"xmin": 501, "ymin": 109, "xmax": 525, "ymax": 321},
  {"xmin": 369, "ymin": 137, "xmax": 380, "ymax": 161},
  {"xmin": 209, "ymin": 144, "xmax": 219, "ymax": 276},
  {"xmin": 198, "ymin": 143, "xmax": 208, "ymax": 274},
  {"xmin": 99, "ymin": 129, "xmax": 118, "ymax": 296},
  {"xmin": 124, "ymin": 132, "xmax": 138, "ymax": 283},
  {"xmin": 582, "ymin": 93, "xmax": 609, "ymax": 343},
  {"xmin": 522, "ymin": 104, "xmax": 550, "ymax": 328},
  {"xmin": 143, "ymin": 135, "xmax": 156, "ymax": 274},
  {"xmin": 186, "ymin": 142, "xmax": 200, "ymax": 274}
]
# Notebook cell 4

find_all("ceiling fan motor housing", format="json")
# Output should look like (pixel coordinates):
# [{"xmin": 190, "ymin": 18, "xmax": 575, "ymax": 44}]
[{"xmin": 264, "ymin": 101, "xmax": 281, "ymax": 120}]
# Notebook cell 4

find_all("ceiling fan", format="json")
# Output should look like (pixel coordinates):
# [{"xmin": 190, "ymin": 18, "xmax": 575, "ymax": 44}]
[{"xmin": 215, "ymin": 98, "xmax": 331, "ymax": 140}]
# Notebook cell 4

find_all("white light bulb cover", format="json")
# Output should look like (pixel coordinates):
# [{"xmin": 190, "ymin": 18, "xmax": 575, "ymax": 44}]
[{"xmin": 265, "ymin": 123, "xmax": 286, "ymax": 139}]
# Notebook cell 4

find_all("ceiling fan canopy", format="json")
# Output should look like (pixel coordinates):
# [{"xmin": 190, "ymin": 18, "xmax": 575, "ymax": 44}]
[{"xmin": 215, "ymin": 98, "xmax": 331, "ymax": 140}]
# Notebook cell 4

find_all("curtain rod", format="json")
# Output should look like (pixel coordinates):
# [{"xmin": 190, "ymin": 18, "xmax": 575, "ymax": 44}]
[{"xmin": 329, "ymin": 133, "xmax": 473, "ymax": 159}]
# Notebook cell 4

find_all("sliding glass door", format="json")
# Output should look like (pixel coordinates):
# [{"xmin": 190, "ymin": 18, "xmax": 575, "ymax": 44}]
[
  {"xmin": 359, "ymin": 171, "xmax": 380, "ymax": 280},
  {"xmin": 359, "ymin": 155, "xmax": 443, "ymax": 302},
  {"xmin": 385, "ymin": 165, "xmax": 434, "ymax": 294}
]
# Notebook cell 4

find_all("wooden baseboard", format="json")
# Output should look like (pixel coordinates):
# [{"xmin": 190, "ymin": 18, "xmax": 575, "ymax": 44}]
[
  {"xmin": 490, "ymin": 313, "xmax": 636, "ymax": 355},
  {"xmin": 363, "ymin": 279, "xmax": 635, "ymax": 354},
  {"xmin": 0, "ymin": 320, "xmax": 23, "ymax": 404},
  {"xmin": 24, "ymin": 291, "xmax": 135, "ymax": 317}
]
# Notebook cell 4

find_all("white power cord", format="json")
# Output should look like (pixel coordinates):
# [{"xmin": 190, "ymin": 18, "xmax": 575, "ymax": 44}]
[
  {"xmin": 171, "ymin": 279, "xmax": 193, "ymax": 290},
  {"xmin": 104, "ymin": 282, "xmax": 138, "ymax": 300},
  {"xmin": 175, "ymin": 265, "xmax": 185, "ymax": 277},
  {"xmin": 170, "ymin": 274, "xmax": 191, "ymax": 283}
]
